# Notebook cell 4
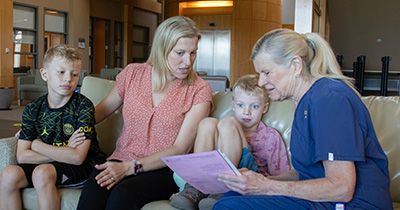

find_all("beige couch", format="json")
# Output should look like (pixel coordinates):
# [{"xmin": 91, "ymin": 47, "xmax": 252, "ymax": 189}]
[{"xmin": 0, "ymin": 76, "xmax": 399, "ymax": 209}]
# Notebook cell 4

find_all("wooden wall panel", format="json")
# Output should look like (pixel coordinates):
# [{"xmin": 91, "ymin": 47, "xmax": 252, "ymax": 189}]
[
  {"xmin": 267, "ymin": 2, "xmax": 282, "ymax": 23},
  {"xmin": 0, "ymin": 0, "xmax": 14, "ymax": 87},
  {"xmin": 283, "ymin": 24, "xmax": 295, "ymax": 30},
  {"xmin": 93, "ymin": 20, "xmax": 107, "ymax": 74},
  {"xmin": 234, "ymin": 1, "xmax": 252, "ymax": 19},
  {"xmin": 252, "ymin": 1, "xmax": 267, "ymax": 20},
  {"xmin": 187, "ymin": 15, "xmax": 232, "ymax": 30},
  {"xmin": 183, "ymin": 7, "xmax": 232, "ymax": 16},
  {"xmin": 230, "ymin": 0, "xmax": 281, "ymax": 85},
  {"xmin": 164, "ymin": 1, "xmax": 180, "ymax": 18}
]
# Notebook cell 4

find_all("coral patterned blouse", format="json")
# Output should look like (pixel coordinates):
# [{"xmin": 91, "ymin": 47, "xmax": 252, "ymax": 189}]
[{"xmin": 107, "ymin": 63, "xmax": 212, "ymax": 161}]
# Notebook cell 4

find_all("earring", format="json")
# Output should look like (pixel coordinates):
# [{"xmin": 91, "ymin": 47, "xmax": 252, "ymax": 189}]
[{"xmin": 295, "ymin": 74, "xmax": 300, "ymax": 78}]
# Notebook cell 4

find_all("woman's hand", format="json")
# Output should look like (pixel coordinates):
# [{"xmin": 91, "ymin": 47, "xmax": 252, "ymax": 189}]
[
  {"xmin": 67, "ymin": 129, "xmax": 85, "ymax": 148},
  {"xmin": 95, "ymin": 161, "xmax": 132, "ymax": 190},
  {"xmin": 218, "ymin": 168, "xmax": 270, "ymax": 195}
]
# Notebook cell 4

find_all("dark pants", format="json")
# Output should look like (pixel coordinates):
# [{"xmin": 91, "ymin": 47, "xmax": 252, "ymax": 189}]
[
  {"xmin": 213, "ymin": 191, "xmax": 336, "ymax": 210},
  {"xmin": 77, "ymin": 166, "xmax": 179, "ymax": 210}
]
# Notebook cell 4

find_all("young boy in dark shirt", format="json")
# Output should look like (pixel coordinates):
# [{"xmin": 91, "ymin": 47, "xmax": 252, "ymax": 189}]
[{"xmin": 0, "ymin": 44, "xmax": 106, "ymax": 210}]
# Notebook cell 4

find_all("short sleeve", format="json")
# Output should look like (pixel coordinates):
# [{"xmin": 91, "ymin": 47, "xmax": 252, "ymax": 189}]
[
  {"xmin": 192, "ymin": 78, "xmax": 213, "ymax": 110},
  {"xmin": 19, "ymin": 105, "xmax": 37, "ymax": 141},
  {"xmin": 115, "ymin": 65, "xmax": 131, "ymax": 101},
  {"xmin": 311, "ymin": 93, "xmax": 365, "ymax": 163},
  {"xmin": 77, "ymin": 96, "xmax": 96, "ymax": 141}
]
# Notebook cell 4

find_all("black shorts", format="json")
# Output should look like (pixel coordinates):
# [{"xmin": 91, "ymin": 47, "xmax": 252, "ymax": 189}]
[{"xmin": 18, "ymin": 162, "xmax": 94, "ymax": 188}]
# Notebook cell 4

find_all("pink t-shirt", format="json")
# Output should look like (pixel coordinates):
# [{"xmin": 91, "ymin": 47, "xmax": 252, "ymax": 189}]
[
  {"xmin": 107, "ymin": 63, "xmax": 212, "ymax": 161},
  {"xmin": 247, "ymin": 122, "xmax": 290, "ymax": 176}
]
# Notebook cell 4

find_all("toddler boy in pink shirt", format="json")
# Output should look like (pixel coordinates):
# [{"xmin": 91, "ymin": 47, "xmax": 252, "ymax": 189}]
[{"xmin": 170, "ymin": 74, "xmax": 290, "ymax": 210}]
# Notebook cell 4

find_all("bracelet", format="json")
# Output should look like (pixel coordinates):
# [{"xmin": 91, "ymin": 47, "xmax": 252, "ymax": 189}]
[{"xmin": 133, "ymin": 159, "xmax": 143, "ymax": 175}]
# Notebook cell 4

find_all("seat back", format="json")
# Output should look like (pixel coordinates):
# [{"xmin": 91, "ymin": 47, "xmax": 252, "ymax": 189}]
[
  {"xmin": 100, "ymin": 68, "xmax": 121, "ymax": 80},
  {"xmin": 80, "ymin": 76, "xmax": 121, "ymax": 156},
  {"xmin": 361, "ymin": 96, "xmax": 400, "ymax": 202},
  {"xmin": 34, "ymin": 70, "xmax": 47, "ymax": 85},
  {"xmin": 200, "ymin": 75, "xmax": 230, "ymax": 91}
]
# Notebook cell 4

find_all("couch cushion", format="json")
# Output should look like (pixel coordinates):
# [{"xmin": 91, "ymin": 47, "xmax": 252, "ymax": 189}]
[
  {"xmin": 81, "ymin": 76, "xmax": 121, "ymax": 156},
  {"xmin": 22, "ymin": 187, "xmax": 81, "ymax": 210},
  {"xmin": 81, "ymin": 76, "xmax": 116, "ymax": 105},
  {"xmin": 0, "ymin": 137, "xmax": 18, "ymax": 173},
  {"xmin": 141, "ymin": 200, "xmax": 179, "ymax": 210},
  {"xmin": 361, "ymin": 96, "xmax": 400, "ymax": 203}
]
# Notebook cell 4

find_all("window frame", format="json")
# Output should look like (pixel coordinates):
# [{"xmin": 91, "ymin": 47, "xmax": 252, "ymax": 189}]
[
  {"xmin": 13, "ymin": 3, "xmax": 38, "ymax": 70},
  {"xmin": 44, "ymin": 8, "xmax": 68, "ymax": 52}
]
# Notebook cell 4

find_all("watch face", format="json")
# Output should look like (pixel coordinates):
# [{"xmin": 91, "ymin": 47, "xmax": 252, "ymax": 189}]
[{"xmin": 134, "ymin": 161, "xmax": 143, "ymax": 175}]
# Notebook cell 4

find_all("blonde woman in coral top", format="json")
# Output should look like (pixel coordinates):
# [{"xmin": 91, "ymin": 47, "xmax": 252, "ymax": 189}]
[{"xmin": 77, "ymin": 16, "xmax": 213, "ymax": 210}]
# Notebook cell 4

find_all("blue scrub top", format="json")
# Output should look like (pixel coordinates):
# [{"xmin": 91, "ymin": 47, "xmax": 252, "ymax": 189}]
[{"xmin": 290, "ymin": 78, "xmax": 392, "ymax": 209}]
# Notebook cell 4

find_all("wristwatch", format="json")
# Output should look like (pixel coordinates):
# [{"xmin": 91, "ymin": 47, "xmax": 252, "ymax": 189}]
[{"xmin": 133, "ymin": 159, "xmax": 143, "ymax": 175}]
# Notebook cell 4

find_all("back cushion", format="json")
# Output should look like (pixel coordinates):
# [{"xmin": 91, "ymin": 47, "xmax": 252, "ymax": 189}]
[
  {"xmin": 362, "ymin": 96, "xmax": 400, "ymax": 202},
  {"xmin": 81, "ymin": 76, "xmax": 121, "ymax": 157}
]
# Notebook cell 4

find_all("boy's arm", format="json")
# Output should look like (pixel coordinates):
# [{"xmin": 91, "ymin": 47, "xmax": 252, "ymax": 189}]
[
  {"xmin": 17, "ymin": 140, "xmax": 53, "ymax": 164},
  {"xmin": 31, "ymin": 139, "xmax": 91, "ymax": 165}
]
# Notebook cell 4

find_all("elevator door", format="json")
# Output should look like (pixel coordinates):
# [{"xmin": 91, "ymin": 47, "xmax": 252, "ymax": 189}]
[{"xmin": 194, "ymin": 30, "xmax": 231, "ymax": 79}]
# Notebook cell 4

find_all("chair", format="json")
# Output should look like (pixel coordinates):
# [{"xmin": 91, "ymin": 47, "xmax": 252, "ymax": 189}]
[
  {"xmin": 199, "ymin": 75, "xmax": 230, "ymax": 92},
  {"xmin": 353, "ymin": 55, "xmax": 366, "ymax": 95},
  {"xmin": 17, "ymin": 70, "xmax": 47, "ymax": 105},
  {"xmin": 99, "ymin": 68, "xmax": 121, "ymax": 80},
  {"xmin": 380, "ymin": 56, "xmax": 391, "ymax": 96},
  {"xmin": 76, "ymin": 70, "xmax": 88, "ymax": 90}
]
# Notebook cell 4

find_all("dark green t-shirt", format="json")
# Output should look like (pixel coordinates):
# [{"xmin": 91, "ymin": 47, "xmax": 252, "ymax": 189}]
[{"xmin": 20, "ymin": 92, "xmax": 106, "ymax": 166}]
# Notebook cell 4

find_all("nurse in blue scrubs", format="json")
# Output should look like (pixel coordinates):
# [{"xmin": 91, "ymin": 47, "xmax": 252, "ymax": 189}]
[{"xmin": 214, "ymin": 28, "xmax": 392, "ymax": 210}]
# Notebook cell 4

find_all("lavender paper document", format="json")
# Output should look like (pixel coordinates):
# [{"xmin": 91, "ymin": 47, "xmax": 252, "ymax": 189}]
[{"xmin": 161, "ymin": 150, "xmax": 241, "ymax": 194}]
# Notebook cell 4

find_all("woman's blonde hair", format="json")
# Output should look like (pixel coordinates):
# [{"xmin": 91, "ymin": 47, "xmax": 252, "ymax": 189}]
[
  {"xmin": 147, "ymin": 16, "xmax": 201, "ymax": 92},
  {"xmin": 43, "ymin": 44, "xmax": 81, "ymax": 68},
  {"xmin": 232, "ymin": 74, "xmax": 269, "ymax": 104},
  {"xmin": 250, "ymin": 28, "xmax": 358, "ymax": 95}
]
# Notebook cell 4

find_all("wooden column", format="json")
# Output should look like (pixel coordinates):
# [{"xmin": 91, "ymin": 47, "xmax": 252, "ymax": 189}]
[
  {"xmin": 0, "ymin": 0, "xmax": 14, "ymax": 87},
  {"xmin": 123, "ymin": 5, "xmax": 134, "ymax": 67},
  {"xmin": 230, "ymin": 0, "xmax": 282, "ymax": 84}
]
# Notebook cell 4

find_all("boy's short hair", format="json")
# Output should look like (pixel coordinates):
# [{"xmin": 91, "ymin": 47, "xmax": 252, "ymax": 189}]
[
  {"xmin": 43, "ymin": 44, "xmax": 82, "ymax": 69},
  {"xmin": 232, "ymin": 74, "xmax": 269, "ymax": 103}
]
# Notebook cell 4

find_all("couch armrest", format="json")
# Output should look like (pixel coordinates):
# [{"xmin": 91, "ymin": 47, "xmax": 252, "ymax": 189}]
[{"xmin": 0, "ymin": 137, "xmax": 18, "ymax": 174}]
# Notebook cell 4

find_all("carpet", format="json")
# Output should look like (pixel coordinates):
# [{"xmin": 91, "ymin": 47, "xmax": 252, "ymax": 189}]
[
  {"xmin": 0, "ymin": 101, "xmax": 25, "ymax": 139},
  {"xmin": 0, "ymin": 119, "xmax": 21, "ymax": 138}
]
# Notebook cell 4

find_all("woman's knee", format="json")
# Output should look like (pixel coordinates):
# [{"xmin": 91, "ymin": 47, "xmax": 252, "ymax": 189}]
[
  {"xmin": 0, "ymin": 165, "xmax": 27, "ymax": 190},
  {"xmin": 32, "ymin": 164, "xmax": 56, "ymax": 187}
]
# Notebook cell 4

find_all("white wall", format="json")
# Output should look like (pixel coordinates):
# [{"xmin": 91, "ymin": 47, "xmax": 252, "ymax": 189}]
[{"xmin": 282, "ymin": 0, "xmax": 295, "ymax": 24}]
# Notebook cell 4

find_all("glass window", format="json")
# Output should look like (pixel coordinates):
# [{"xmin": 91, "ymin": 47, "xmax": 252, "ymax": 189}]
[
  {"xmin": 13, "ymin": 4, "xmax": 37, "ymax": 71},
  {"xmin": 44, "ymin": 10, "xmax": 67, "ymax": 52}
]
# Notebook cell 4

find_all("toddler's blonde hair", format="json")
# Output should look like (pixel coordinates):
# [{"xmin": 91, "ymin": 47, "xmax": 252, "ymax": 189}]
[{"xmin": 232, "ymin": 74, "xmax": 269, "ymax": 103}]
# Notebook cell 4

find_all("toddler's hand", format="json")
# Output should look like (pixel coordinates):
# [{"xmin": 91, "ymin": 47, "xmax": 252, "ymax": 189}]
[
  {"xmin": 15, "ymin": 129, "xmax": 21, "ymax": 138},
  {"xmin": 67, "ymin": 129, "xmax": 85, "ymax": 148}
]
